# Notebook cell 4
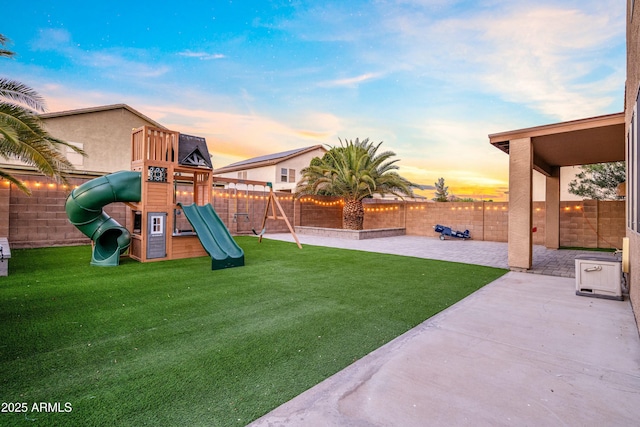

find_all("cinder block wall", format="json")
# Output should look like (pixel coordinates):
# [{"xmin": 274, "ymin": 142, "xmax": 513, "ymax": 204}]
[
  {"xmin": 370, "ymin": 201, "xmax": 507, "ymax": 241},
  {"xmin": 560, "ymin": 201, "xmax": 597, "ymax": 248},
  {"xmin": 358, "ymin": 200, "xmax": 624, "ymax": 249},
  {"xmin": 532, "ymin": 202, "xmax": 546, "ymax": 246},
  {"xmin": 0, "ymin": 177, "xmax": 626, "ymax": 251},
  {"xmin": 298, "ymin": 196, "xmax": 343, "ymax": 229},
  {"xmin": 4, "ymin": 174, "xmax": 128, "ymax": 248},
  {"xmin": 212, "ymin": 189, "xmax": 298, "ymax": 234},
  {"xmin": 363, "ymin": 201, "xmax": 405, "ymax": 229},
  {"xmin": 0, "ymin": 181, "xmax": 10, "ymax": 238},
  {"xmin": 558, "ymin": 200, "xmax": 625, "ymax": 249},
  {"xmin": 596, "ymin": 200, "xmax": 626, "ymax": 248}
]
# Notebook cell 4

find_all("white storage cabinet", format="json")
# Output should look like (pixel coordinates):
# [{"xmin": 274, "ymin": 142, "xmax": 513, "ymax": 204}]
[{"xmin": 575, "ymin": 254, "xmax": 622, "ymax": 301}]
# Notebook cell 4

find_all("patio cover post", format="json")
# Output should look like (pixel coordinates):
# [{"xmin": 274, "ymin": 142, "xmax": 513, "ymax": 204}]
[
  {"xmin": 508, "ymin": 137, "xmax": 533, "ymax": 270},
  {"xmin": 545, "ymin": 167, "xmax": 560, "ymax": 249}
]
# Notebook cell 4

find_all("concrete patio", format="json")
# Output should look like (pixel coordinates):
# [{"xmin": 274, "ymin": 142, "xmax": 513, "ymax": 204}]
[
  {"xmin": 249, "ymin": 234, "xmax": 640, "ymax": 426},
  {"xmin": 263, "ymin": 233, "xmax": 611, "ymax": 278}
]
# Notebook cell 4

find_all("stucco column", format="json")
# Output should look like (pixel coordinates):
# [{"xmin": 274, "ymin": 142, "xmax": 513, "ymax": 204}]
[
  {"xmin": 545, "ymin": 167, "xmax": 560, "ymax": 249},
  {"xmin": 508, "ymin": 137, "xmax": 533, "ymax": 270}
]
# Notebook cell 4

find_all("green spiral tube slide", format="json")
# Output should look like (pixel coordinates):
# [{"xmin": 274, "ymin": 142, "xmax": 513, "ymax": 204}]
[{"xmin": 65, "ymin": 171, "xmax": 141, "ymax": 266}]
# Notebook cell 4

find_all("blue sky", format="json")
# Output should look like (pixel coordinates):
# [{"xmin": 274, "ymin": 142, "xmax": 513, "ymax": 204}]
[{"xmin": 2, "ymin": 0, "xmax": 626, "ymax": 200}]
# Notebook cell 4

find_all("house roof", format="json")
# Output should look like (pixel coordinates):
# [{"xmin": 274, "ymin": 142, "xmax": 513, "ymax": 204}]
[
  {"xmin": 489, "ymin": 112, "xmax": 625, "ymax": 175},
  {"xmin": 178, "ymin": 134, "xmax": 213, "ymax": 169},
  {"xmin": 214, "ymin": 145, "xmax": 326, "ymax": 174},
  {"xmin": 39, "ymin": 104, "xmax": 167, "ymax": 129}
]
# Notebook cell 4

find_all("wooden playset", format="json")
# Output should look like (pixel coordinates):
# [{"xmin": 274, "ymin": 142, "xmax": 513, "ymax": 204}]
[{"xmin": 66, "ymin": 125, "xmax": 300, "ymax": 269}]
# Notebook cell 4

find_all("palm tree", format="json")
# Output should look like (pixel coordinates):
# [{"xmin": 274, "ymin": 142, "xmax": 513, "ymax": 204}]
[
  {"xmin": 0, "ymin": 34, "xmax": 84, "ymax": 194},
  {"xmin": 297, "ymin": 138, "xmax": 416, "ymax": 230},
  {"xmin": 433, "ymin": 177, "xmax": 449, "ymax": 202}
]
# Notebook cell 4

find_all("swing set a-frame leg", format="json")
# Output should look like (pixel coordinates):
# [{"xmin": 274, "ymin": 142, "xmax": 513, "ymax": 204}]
[{"xmin": 257, "ymin": 187, "xmax": 302, "ymax": 249}]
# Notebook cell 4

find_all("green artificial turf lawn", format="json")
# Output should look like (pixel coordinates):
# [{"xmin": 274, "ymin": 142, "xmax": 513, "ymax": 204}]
[{"xmin": 0, "ymin": 237, "xmax": 506, "ymax": 426}]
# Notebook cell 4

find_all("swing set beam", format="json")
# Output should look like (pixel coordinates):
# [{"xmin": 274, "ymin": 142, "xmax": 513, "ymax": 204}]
[
  {"xmin": 211, "ymin": 176, "xmax": 270, "ymax": 186},
  {"xmin": 211, "ymin": 176, "xmax": 302, "ymax": 249}
]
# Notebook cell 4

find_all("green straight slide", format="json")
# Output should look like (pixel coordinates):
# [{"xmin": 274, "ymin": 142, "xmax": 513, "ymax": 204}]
[
  {"xmin": 178, "ymin": 203, "xmax": 244, "ymax": 270},
  {"xmin": 65, "ymin": 171, "xmax": 141, "ymax": 266}
]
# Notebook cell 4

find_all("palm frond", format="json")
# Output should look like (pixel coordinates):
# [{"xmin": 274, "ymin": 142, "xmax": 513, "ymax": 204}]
[
  {"xmin": 0, "ymin": 34, "xmax": 15, "ymax": 59},
  {"xmin": 0, "ymin": 169, "xmax": 30, "ymax": 194},
  {"xmin": 0, "ymin": 78, "xmax": 47, "ymax": 112}
]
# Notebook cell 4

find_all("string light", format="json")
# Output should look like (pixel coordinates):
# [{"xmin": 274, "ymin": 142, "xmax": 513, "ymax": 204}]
[
  {"xmin": 300, "ymin": 197, "xmax": 342, "ymax": 207},
  {"xmin": 364, "ymin": 205, "xmax": 401, "ymax": 212}
]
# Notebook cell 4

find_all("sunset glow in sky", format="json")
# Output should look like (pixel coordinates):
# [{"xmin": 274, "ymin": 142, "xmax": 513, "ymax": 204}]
[{"xmin": 3, "ymin": 1, "xmax": 626, "ymax": 200}]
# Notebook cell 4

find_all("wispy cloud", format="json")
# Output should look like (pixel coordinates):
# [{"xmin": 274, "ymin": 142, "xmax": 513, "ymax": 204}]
[
  {"xmin": 177, "ymin": 50, "xmax": 226, "ymax": 60},
  {"xmin": 374, "ymin": 1, "xmax": 625, "ymax": 120},
  {"xmin": 32, "ymin": 28, "xmax": 170, "ymax": 78},
  {"xmin": 475, "ymin": 4, "xmax": 625, "ymax": 120},
  {"xmin": 318, "ymin": 72, "xmax": 382, "ymax": 88},
  {"xmin": 137, "ymin": 104, "xmax": 343, "ymax": 167}
]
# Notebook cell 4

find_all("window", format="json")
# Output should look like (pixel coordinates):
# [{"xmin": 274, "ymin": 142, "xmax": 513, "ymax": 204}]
[
  {"xmin": 151, "ymin": 215, "xmax": 164, "ymax": 235},
  {"xmin": 280, "ymin": 168, "xmax": 295, "ymax": 183},
  {"xmin": 629, "ymin": 93, "xmax": 639, "ymax": 233},
  {"xmin": 237, "ymin": 171, "xmax": 247, "ymax": 180},
  {"xmin": 133, "ymin": 211, "xmax": 142, "ymax": 234},
  {"xmin": 636, "ymin": 93, "xmax": 640, "ymax": 232},
  {"xmin": 66, "ymin": 142, "xmax": 84, "ymax": 167}
]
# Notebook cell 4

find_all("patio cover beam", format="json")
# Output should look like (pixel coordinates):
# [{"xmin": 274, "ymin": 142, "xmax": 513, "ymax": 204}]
[{"xmin": 489, "ymin": 112, "xmax": 624, "ymax": 271}]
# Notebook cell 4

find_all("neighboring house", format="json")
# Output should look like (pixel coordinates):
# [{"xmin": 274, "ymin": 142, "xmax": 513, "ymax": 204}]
[
  {"xmin": 213, "ymin": 145, "xmax": 327, "ymax": 192},
  {"xmin": 2, "ymin": 104, "xmax": 166, "ymax": 176},
  {"xmin": 41, "ymin": 104, "xmax": 166, "ymax": 174}
]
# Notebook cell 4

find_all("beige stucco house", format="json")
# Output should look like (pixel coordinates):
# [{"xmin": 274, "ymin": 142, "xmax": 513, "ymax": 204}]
[
  {"xmin": 489, "ymin": 0, "xmax": 640, "ymax": 326},
  {"xmin": 213, "ymin": 145, "xmax": 327, "ymax": 192},
  {"xmin": 625, "ymin": 0, "xmax": 640, "ymax": 327},
  {"xmin": 2, "ymin": 104, "xmax": 165, "ymax": 176},
  {"xmin": 41, "ymin": 104, "xmax": 166, "ymax": 174}
]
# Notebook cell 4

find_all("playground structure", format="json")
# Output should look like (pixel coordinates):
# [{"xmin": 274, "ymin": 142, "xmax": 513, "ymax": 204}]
[
  {"xmin": 66, "ymin": 126, "xmax": 245, "ymax": 269},
  {"xmin": 210, "ymin": 177, "xmax": 302, "ymax": 249}
]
